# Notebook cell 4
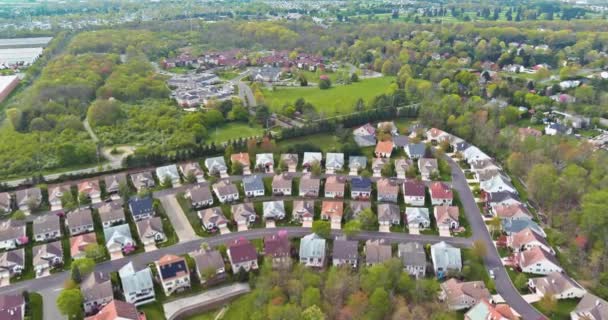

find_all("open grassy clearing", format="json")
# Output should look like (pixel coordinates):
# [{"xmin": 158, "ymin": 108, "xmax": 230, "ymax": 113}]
[
  {"xmin": 262, "ymin": 77, "xmax": 396, "ymax": 116},
  {"xmin": 207, "ymin": 123, "xmax": 265, "ymax": 143}
]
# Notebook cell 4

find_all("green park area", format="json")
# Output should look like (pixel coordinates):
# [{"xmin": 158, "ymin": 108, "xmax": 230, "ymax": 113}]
[{"xmin": 262, "ymin": 77, "xmax": 396, "ymax": 116}]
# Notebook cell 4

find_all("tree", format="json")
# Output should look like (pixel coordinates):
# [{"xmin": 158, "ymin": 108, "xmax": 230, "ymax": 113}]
[
  {"xmin": 357, "ymin": 208, "xmax": 377, "ymax": 230},
  {"xmin": 56, "ymin": 289, "xmax": 83, "ymax": 318},
  {"xmin": 488, "ymin": 216, "xmax": 502, "ymax": 238},
  {"xmin": 231, "ymin": 161, "xmax": 244, "ymax": 175},
  {"xmin": 343, "ymin": 220, "xmax": 361, "ymax": 238},
  {"xmin": 310, "ymin": 161, "xmax": 322, "ymax": 177},
  {"xmin": 312, "ymin": 221, "xmax": 331, "ymax": 238},
  {"xmin": 350, "ymin": 73, "xmax": 359, "ymax": 82},
  {"xmin": 87, "ymin": 99, "xmax": 123, "ymax": 127},
  {"xmin": 118, "ymin": 182, "xmax": 131, "ymax": 200},
  {"xmin": 255, "ymin": 105, "xmax": 271, "ymax": 126},
  {"xmin": 71, "ymin": 258, "xmax": 95, "ymax": 274},
  {"xmin": 367, "ymin": 288, "xmax": 391, "ymax": 319},
  {"xmin": 318, "ymin": 76, "xmax": 331, "ymax": 90},
  {"xmin": 298, "ymin": 73, "xmax": 308, "ymax": 86},
  {"xmin": 12, "ymin": 210, "xmax": 26, "ymax": 220},
  {"xmin": 471, "ymin": 240, "xmax": 487, "ymax": 262},
  {"xmin": 538, "ymin": 293, "xmax": 557, "ymax": 316},
  {"xmin": 302, "ymin": 305, "xmax": 325, "ymax": 320},
  {"xmin": 514, "ymin": 273, "xmax": 528, "ymax": 291},
  {"xmin": 301, "ymin": 287, "xmax": 321, "ymax": 308},
  {"xmin": 71, "ymin": 265, "xmax": 82, "ymax": 284}
]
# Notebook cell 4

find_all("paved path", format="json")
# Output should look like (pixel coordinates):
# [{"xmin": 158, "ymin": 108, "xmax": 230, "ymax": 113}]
[
  {"xmin": 445, "ymin": 156, "xmax": 546, "ymax": 320},
  {"xmin": 159, "ymin": 195, "xmax": 198, "ymax": 242},
  {"xmin": 164, "ymin": 283, "xmax": 250, "ymax": 320},
  {"xmin": 42, "ymin": 287, "xmax": 65, "ymax": 320},
  {"xmin": 0, "ymin": 227, "xmax": 470, "ymax": 298}
]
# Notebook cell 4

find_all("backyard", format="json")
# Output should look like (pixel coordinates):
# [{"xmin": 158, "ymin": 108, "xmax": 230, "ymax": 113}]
[
  {"xmin": 262, "ymin": 76, "xmax": 396, "ymax": 116},
  {"xmin": 208, "ymin": 123, "xmax": 265, "ymax": 143}
]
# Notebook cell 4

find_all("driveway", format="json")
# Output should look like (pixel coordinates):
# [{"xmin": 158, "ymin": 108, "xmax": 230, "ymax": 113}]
[
  {"xmin": 379, "ymin": 225, "xmax": 390, "ymax": 233},
  {"xmin": 438, "ymin": 227, "xmax": 451, "ymax": 237},
  {"xmin": 265, "ymin": 221, "xmax": 276, "ymax": 229},
  {"xmin": 110, "ymin": 251, "xmax": 123, "ymax": 260},
  {"xmin": 237, "ymin": 224, "xmax": 248, "ymax": 232},
  {"xmin": 302, "ymin": 220, "xmax": 312, "ymax": 228},
  {"xmin": 43, "ymin": 287, "xmax": 65, "ymax": 320},
  {"xmin": 159, "ymin": 195, "xmax": 199, "ymax": 242},
  {"xmin": 408, "ymin": 227, "xmax": 420, "ymax": 235},
  {"xmin": 144, "ymin": 244, "xmax": 157, "ymax": 252},
  {"xmin": 0, "ymin": 277, "xmax": 9, "ymax": 287},
  {"xmin": 331, "ymin": 221, "xmax": 341, "ymax": 230},
  {"xmin": 219, "ymin": 226, "xmax": 231, "ymax": 234}
]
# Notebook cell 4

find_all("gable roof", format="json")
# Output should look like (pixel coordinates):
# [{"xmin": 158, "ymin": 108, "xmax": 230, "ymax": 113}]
[
  {"xmin": 431, "ymin": 241, "xmax": 462, "ymax": 269},
  {"xmin": 325, "ymin": 153, "xmax": 344, "ymax": 168},
  {"xmin": 191, "ymin": 249, "xmax": 224, "ymax": 274},
  {"xmin": 70, "ymin": 233, "xmax": 97, "ymax": 257},
  {"xmin": 104, "ymin": 173, "xmax": 128, "ymax": 193},
  {"xmin": 571, "ymin": 293, "xmax": 608, "ymax": 320},
  {"xmin": 325, "ymin": 175, "xmax": 346, "ymax": 193},
  {"xmin": 85, "ymin": 300, "xmax": 141, "ymax": 320},
  {"xmin": 33, "ymin": 214, "xmax": 61, "ymax": 235},
  {"xmin": 519, "ymin": 246, "xmax": 559, "ymax": 269},
  {"xmin": 375, "ymin": 140, "xmax": 394, "ymax": 154},
  {"xmin": 0, "ymin": 294, "xmax": 24, "ymax": 320},
  {"xmin": 292, "ymin": 200, "xmax": 314, "ymax": 218},
  {"xmin": 280, "ymin": 153, "xmax": 298, "ymax": 167},
  {"xmin": 179, "ymin": 162, "xmax": 204, "ymax": 177},
  {"xmin": 349, "ymin": 201, "xmax": 371, "ymax": 218},
  {"xmin": 299, "ymin": 233, "xmax": 325, "ymax": 258},
  {"xmin": 494, "ymin": 204, "xmax": 529, "ymax": 219},
  {"xmin": 67, "ymin": 208, "xmax": 93, "ymax": 228},
  {"xmin": 0, "ymin": 220, "xmax": 25, "ymax": 242},
  {"xmin": 349, "ymin": 156, "xmax": 367, "ymax": 169},
  {"xmin": 333, "ymin": 239, "xmax": 358, "ymax": 260},
  {"xmin": 33, "ymin": 241, "xmax": 63, "ymax": 267},
  {"xmin": 263, "ymin": 201, "xmax": 285, "ymax": 219},
  {"xmin": 302, "ymin": 152, "xmax": 322, "ymax": 166},
  {"xmin": 321, "ymin": 201, "xmax": 343, "ymax": 219},
  {"xmin": 264, "ymin": 232, "xmax": 290, "ymax": 258},
  {"xmin": 48, "ymin": 184, "xmax": 71, "ymax": 203},
  {"xmin": 405, "ymin": 207, "xmax": 430, "ymax": 225},
  {"xmin": 299, "ymin": 174, "xmax": 320, "ymax": 192},
  {"xmin": 406, "ymin": 143, "xmax": 426, "ymax": 156},
  {"xmin": 418, "ymin": 158, "xmax": 438, "ymax": 174},
  {"xmin": 255, "ymin": 153, "xmax": 274, "ymax": 166},
  {"xmin": 350, "ymin": 177, "xmax": 371, "ymax": 191},
  {"xmin": 430, "ymin": 182, "xmax": 453, "ymax": 199},
  {"xmin": 81, "ymin": 271, "xmax": 113, "ymax": 302},
  {"xmin": 393, "ymin": 135, "xmax": 409, "ymax": 147},
  {"xmin": 398, "ymin": 242, "xmax": 426, "ymax": 266},
  {"xmin": 228, "ymin": 238, "xmax": 257, "ymax": 263},
  {"xmin": 119, "ymin": 262, "xmax": 154, "ymax": 295},
  {"xmin": 103, "ymin": 224, "xmax": 133, "ymax": 247},
  {"xmin": 272, "ymin": 173, "xmax": 292, "ymax": 189},
  {"xmin": 130, "ymin": 171, "xmax": 154, "ymax": 190},
  {"xmin": 231, "ymin": 203, "xmax": 256, "ymax": 222},
  {"xmin": 157, "ymin": 255, "xmax": 189, "ymax": 280},
  {"xmin": 465, "ymin": 299, "xmax": 519, "ymax": 320},
  {"xmin": 365, "ymin": 240, "xmax": 392, "ymax": 264},
  {"xmin": 205, "ymin": 156, "xmax": 227, "ymax": 172},
  {"xmin": 395, "ymin": 158, "xmax": 413, "ymax": 172},
  {"xmin": 15, "ymin": 187, "xmax": 42, "ymax": 207},
  {"xmin": 510, "ymin": 227, "xmax": 549, "ymax": 249},
  {"xmin": 377, "ymin": 203, "xmax": 400, "ymax": 223},
  {"xmin": 98, "ymin": 201, "xmax": 125, "ymax": 223},
  {"xmin": 198, "ymin": 207, "xmax": 228, "ymax": 226},
  {"xmin": 242, "ymin": 175, "xmax": 264, "ymax": 192},
  {"xmin": 502, "ymin": 218, "xmax": 545, "ymax": 237},
  {"xmin": 187, "ymin": 185, "xmax": 213, "ymax": 203},
  {"xmin": 530, "ymin": 272, "xmax": 585, "ymax": 296},
  {"xmin": 434, "ymin": 206, "xmax": 459, "ymax": 224},
  {"xmin": 441, "ymin": 278, "xmax": 492, "ymax": 308},
  {"xmin": 213, "ymin": 180, "xmax": 238, "ymax": 196},
  {"xmin": 128, "ymin": 196, "xmax": 154, "ymax": 218},
  {"xmin": 0, "ymin": 249, "xmax": 24, "ymax": 270},
  {"xmin": 403, "ymin": 180, "xmax": 425, "ymax": 197},
  {"xmin": 377, "ymin": 178, "xmax": 399, "ymax": 196},
  {"xmin": 156, "ymin": 164, "xmax": 180, "ymax": 181},
  {"xmin": 136, "ymin": 216, "xmax": 164, "ymax": 239}
]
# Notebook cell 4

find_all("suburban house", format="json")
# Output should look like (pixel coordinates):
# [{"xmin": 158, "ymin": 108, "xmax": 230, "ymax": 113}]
[
  {"xmin": 427, "ymin": 128, "xmax": 452, "ymax": 144},
  {"xmin": 299, "ymin": 233, "xmax": 326, "ymax": 268},
  {"xmin": 227, "ymin": 238, "xmax": 258, "ymax": 272},
  {"xmin": 324, "ymin": 175, "xmax": 346, "ymax": 198},
  {"xmin": 435, "ymin": 206, "xmax": 460, "ymax": 230},
  {"xmin": 81, "ymin": 272, "xmax": 113, "ymax": 315},
  {"xmin": 242, "ymin": 175, "xmax": 265, "ymax": 198},
  {"xmin": 480, "ymin": 174, "xmax": 517, "ymax": 194},
  {"xmin": 492, "ymin": 203, "xmax": 530, "ymax": 220},
  {"xmin": 103, "ymin": 224, "xmax": 135, "ymax": 255},
  {"xmin": 33, "ymin": 215, "xmax": 61, "ymax": 242},
  {"xmin": 299, "ymin": 174, "xmax": 320, "ymax": 197},
  {"xmin": 0, "ymin": 294, "xmax": 25, "ymax": 320},
  {"xmin": 325, "ymin": 153, "xmax": 344, "ymax": 173},
  {"xmin": 377, "ymin": 178, "xmax": 399, "ymax": 203},
  {"xmin": 517, "ymin": 246, "xmax": 562, "ymax": 275},
  {"xmin": 364, "ymin": 239, "xmax": 392, "ymax": 266},
  {"xmin": 156, "ymin": 164, "xmax": 181, "ymax": 187},
  {"xmin": 272, "ymin": 173, "xmax": 293, "ymax": 196},
  {"xmin": 545, "ymin": 122, "xmax": 571, "ymax": 136},
  {"xmin": 529, "ymin": 272, "xmax": 586, "ymax": 300},
  {"xmin": 398, "ymin": 242, "xmax": 426, "ymax": 278},
  {"xmin": 377, "ymin": 203, "xmax": 401, "ymax": 227},
  {"xmin": 280, "ymin": 154, "xmax": 298, "ymax": 173},
  {"xmin": 78, "ymin": 180, "xmax": 103, "ymax": 204},
  {"xmin": 33, "ymin": 241, "xmax": 63, "ymax": 276},
  {"xmin": 395, "ymin": 158, "xmax": 414, "ymax": 179},
  {"xmin": 372, "ymin": 157, "xmax": 389, "ymax": 177},
  {"xmin": 431, "ymin": 241, "xmax": 462, "ymax": 277},
  {"xmin": 48, "ymin": 184, "xmax": 70, "ymax": 211},
  {"xmin": 179, "ymin": 162, "xmax": 205, "ymax": 183},
  {"xmin": 349, "ymin": 201, "xmax": 371, "ymax": 220},
  {"xmin": 212, "ymin": 180, "xmax": 239, "ymax": 203},
  {"xmin": 292, "ymin": 200, "xmax": 314, "ymax": 226},
  {"xmin": 405, "ymin": 143, "xmax": 426, "ymax": 160},
  {"xmin": 229, "ymin": 153, "xmax": 251, "ymax": 175},
  {"xmin": 486, "ymin": 192, "xmax": 522, "ymax": 207},
  {"xmin": 184, "ymin": 185, "xmax": 214, "ymax": 208},
  {"xmin": 263, "ymin": 201, "xmax": 286, "ymax": 221},
  {"xmin": 264, "ymin": 231, "xmax": 291, "ymax": 268},
  {"xmin": 418, "ymin": 158, "xmax": 439, "ymax": 180},
  {"xmin": 191, "ymin": 249, "xmax": 226, "ymax": 284},
  {"xmin": 502, "ymin": 218, "xmax": 546, "ymax": 237},
  {"xmin": 332, "ymin": 239, "xmax": 358, "ymax": 268},
  {"xmin": 119, "ymin": 262, "xmax": 155, "ymax": 306},
  {"xmin": 377, "ymin": 121, "xmax": 398, "ymax": 135},
  {"xmin": 232, "ymin": 203, "xmax": 257, "ymax": 230},
  {"xmin": 430, "ymin": 182, "xmax": 453, "ymax": 205},
  {"xmin": 104, "ymin": 173, "xmax": 128, "ymax": 196},
  {"xmin": 439, "ymin": 278, "xmax": 492, "ymax": 311},
  {"xmin": 205, "ymin": 156, "xmax": 229, "ymax": 177},
  {"xmin": 302, "ymin": 152, "xmax": 323, "ymax": 172},
  {"xmin": 465, "ymin": 299, "xmax": 519, "ymax": 320},
  {"xmin": 570, "ymin": 293, "xmax": 608, "ymax": 320},
  {"xmin": 85, "ymin": 300, "xmax": 146, "ymax": 320},
  {"xmin": 130, "ymin": 171, "xmax": 155, "ymax": 192},
  {"xmin": 405, "ymin": 207, "xmax": 431, "ymax": 230},
  {"xmin": 66, "ymin": 208, "xmax": 94, "ymax": 235},
  {"xmin": 198, "ymin": 207, "xmax": 228, "ymax": 232},
  {"xmin": 0, "ymin": 249, "xmax": 25, "ymax": 280},
  {"xmin": 403, "ymin": 180, "xmax": 426, "ymax": 206},
  {"xmin": 350, "ymin": 177, "xmax": 372, "ymax": 200},
  {"xmin": 252, "ymin": 66, "xmax": 282, "ymax": 82},
  {"xmin": 136, "ymin": 217, "xmax": 165, "ymax": 246},
  {"xmin": 155, "ymin": 255, "xmax": 191, "ymax": 296},
  {"xmin": 0, "ymin": 193, "xmax": 10, "ymax": 215},
  {"xmin": 353, "ymin": 123, "xmax": 376, "ymax": 147},
  {"xmin": 255, "ymin": 153, "xmax": 274, "ymax": 173},
  {"xmin": 128, "ymin": 196, "xmax": 155, "ymax": 221},
  {"xmin": 98, "ymin": 201, "xmax": 126, "ymax": 228},
  {"xmin": 463, "ymin": 146, "xmax": 492, "ymax": 165},
  {"xmin": 508, "ymin": 227, "xmax": 554, "ymax": 254},
  {"xmin": 375, "ymin": 140, "xmax": 394, "ymax": 158},
  {"xmin": 348, "ymin": 156, "xmax": 367, "ymax": 175},
  {"xmin": 393, "ymin": 135, "xmax": 409, "ymax": 149},
  {"xmin": 70, "ymin": 233, "xmax": 97, "ymax": 259},
  {"xmin": 470, "ymin": 159, "xmax": 501, "ymax": 180},
  {"xmin": 15, "ymin": 187, "xmax": 42, "ymax": 212},
  {"xmin": 321, "ymin": 201, "xmax": 344, "ymax": 229},
  {"xmin": 0, "ymin": 220, "xmax": 26, "ymax": 250}
]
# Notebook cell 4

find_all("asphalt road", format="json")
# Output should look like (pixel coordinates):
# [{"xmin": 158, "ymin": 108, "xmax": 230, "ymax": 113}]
[{"xmin": 444, "ymin": 156, "xmax": 546, "ymax": 320}]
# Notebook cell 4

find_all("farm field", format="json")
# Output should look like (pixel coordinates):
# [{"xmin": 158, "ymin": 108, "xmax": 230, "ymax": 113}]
[{"xmin": 262, "ymin": 76, "xmax": 396, "ymax": 116}]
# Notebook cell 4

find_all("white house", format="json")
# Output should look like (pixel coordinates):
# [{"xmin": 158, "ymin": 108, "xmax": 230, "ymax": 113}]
[
  {"xmin": 156, "ymin": 164, "xmax": 181, "ymax": 187},
  {"xmin": 517, "ymin": 247, "xmax": 563, "ymax": 275},
  {"xmin": 119, "ymin": 262, "xmax": 155, "ymax": 306},
  {"xmin": 529, "ymin": 272, "xmax": 586, "ymax": 301},
  {"xmin": 212, "ymin": 180, "xmax": 239, "ymax": 203}
]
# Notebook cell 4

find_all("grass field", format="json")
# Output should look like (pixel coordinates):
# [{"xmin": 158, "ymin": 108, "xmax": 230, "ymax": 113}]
[
  {"xmin": 208, "ymin": 123, "xmax": 265, "ymax": 143},
  {"xmin": 262, "ymin": 76, "xmax": 396, "ymax": 116},
  {"xmin": 533, "ymin": 298, "xmax": 580, "ymax": 320}
]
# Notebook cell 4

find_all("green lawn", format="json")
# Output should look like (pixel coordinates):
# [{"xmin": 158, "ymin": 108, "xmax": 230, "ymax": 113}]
[
  {"xmin": 533, "ymin": 298, "xmax": 580, "ymax": 320},
  {"xmin": 139, "ymin": 302, "xmax": 165, "ymax": 320},
  {"xmin": 208, "ymin": 123, "xmax": 265, "ymax": 143},
  {"xmin": 262, "ymin": 76, "xmax": 396, "ymax": 116},
  {"xmin": 27, "ymin": 292, "xmax": 43, "ymax": 320}
]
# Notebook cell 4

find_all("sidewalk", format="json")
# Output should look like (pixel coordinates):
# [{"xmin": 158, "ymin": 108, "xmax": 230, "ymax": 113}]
[{"xmin": 164, "ymin": 283, "xmax": 251, "ymax": 320}]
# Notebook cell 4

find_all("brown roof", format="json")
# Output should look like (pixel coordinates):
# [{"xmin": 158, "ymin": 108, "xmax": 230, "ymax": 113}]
[
  {"xmin": 292, "ymin": 200, "xmax": 314, "ymax": 218},
  {"xmin": 81, "ymin": 272, "xmax": 113, "ymax": 302},
  {"xmin": 403, "ymin": 180, "xmax": 425, "ymax": 197},
  {"xmin": 430, "ymin": 182, "xmax": 453, "ymax": 199},
  {"xmin": 510, "ymin": 228, "xmax": 549, "ymax": 250},
  {"xmin": 365, "ymin": 240, "xmax": 392, "ymax": 264},
  {"xmin": 375, "ymin": 140, "xmax": 394, "ymax": 154},
  {"xmin": 441, "ymin": 279, "xmax": 492, "ymax": 308},
  {"xmin": 98, "ymin": 201, "xmax": 125, "ymax": 224},
  {"xmin": 272, "ymin": 173, "xmax": 293, "ymax": 189},
  {"xmin": 187, "ymin": 185, "xmax": 213, "ymax": 203},
  {"xmin": 325, "ymin": 175, "xmax": 346, "ymax": 194},
  {"xmin": 434, "ymin": 206, "xmax": 459, "ymax": 225},
  {"xmin": 377, "ymin": 178, "xmax": 399, "ymax": 196},
  {"xmin": 85, "ymin": 300, "xmax": 142, "ymax": 320},
  {"xmin": 191, "ymin": 249, "xmax": 224, "ymax": 274},
  {"xmin": 67, "ymin": 208, "xmax": 93, "ymax": 229},
  {"xmin": 70, "ymin": 233, "xmax": 97, "ymax": 257},
  {"xmin": 530, "ymin": 272, "xmax": 584, "ymax": 297},
  {"xmin": 78, "ymin": 180, "xmax": 100, "ymax": 195},
  {"xmin": 519, "ymin": 246, "xmax": 559, "ymax": 268},
  {"xmin": 494, "ymin": 204, "xmax": 530, "ymax": 219},
  {"xmin": 104, "ymin": 173, "xmax": 127, "ymax": 192},
  {"xmin": 299, "ymin": 174, "xmax": 320, "ymax": 193},
  {"xmin": 230, "ymin": 153, "xmax": 250, "ymax": 167},
  {"xmin": 321, "ymin": 201, "xmax": 343, "ymax": 219}
]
